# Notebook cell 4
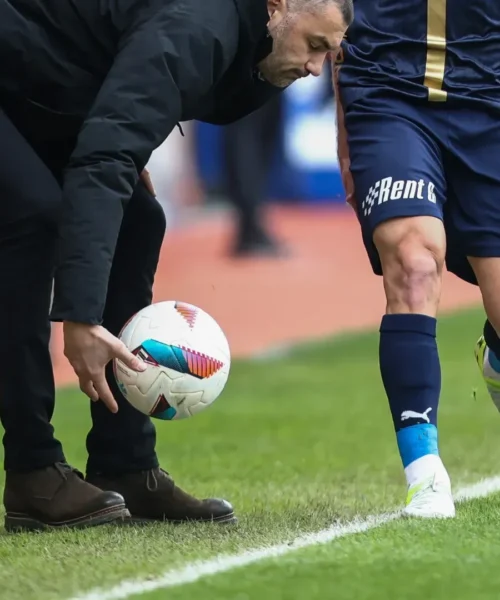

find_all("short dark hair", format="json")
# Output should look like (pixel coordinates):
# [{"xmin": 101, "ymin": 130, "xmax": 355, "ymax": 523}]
[
  {"xmin": 289, "ymin": 0, "xmax": 354, "ymax": 27},
  {"xmin": 336, "ymin": 0, "xmax": 354, "ymax": 27}
]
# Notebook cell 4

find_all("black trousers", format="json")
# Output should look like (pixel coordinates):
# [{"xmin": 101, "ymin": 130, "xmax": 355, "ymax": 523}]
[
  {"xmin": 0, "ymin": 108, "xmax": 166, "ymax": 473},
  {"xmin": 222, "ymin": 94, "xmax": 282, "ymax": 234}
]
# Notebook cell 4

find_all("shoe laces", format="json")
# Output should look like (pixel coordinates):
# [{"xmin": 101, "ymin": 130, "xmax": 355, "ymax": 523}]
[
  {"xmin": 146, "ymin": 469, "xmax": 158, "ymax": 491},
  {"xmin": 55, "ymin": 462, "xmax": 84, "ymax": 481},
  {"xmin": 145, "ymin": 468, "xmax": 172, "ymax": 492}
]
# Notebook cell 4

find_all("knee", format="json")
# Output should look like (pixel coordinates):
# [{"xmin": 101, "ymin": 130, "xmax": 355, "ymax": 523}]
[
  {"xmin": 374, "ymin": 217, "xmax": 445, "ymax": 314},
  {"xmin": 125, "ymin": 182, "xmax": 167, "ymax": 240},
  {"xmin": 138, "ymin": 184, "xmax": 167, "ymax": 237},
  {"xmin": 108, "ymin": 183, "xmax": 166, "ymax": 308},
  {"xmin": 146, "ymin": 197, "xmax": 167, "ymax": 242}
]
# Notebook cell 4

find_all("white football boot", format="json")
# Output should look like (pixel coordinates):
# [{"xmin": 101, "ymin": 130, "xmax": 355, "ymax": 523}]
[
  {"xmin": 475, "ymin": 335, "xmax": 500, "ymax": 411},
  {"xmin": 403, "ymin": 460, "xmax": 455, "ymax": 519}
]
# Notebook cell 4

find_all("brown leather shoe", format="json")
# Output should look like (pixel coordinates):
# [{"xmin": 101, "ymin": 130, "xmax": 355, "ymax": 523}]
[
  {"xmin": 4, "ymin": 463, "xmax": 130, "ymax": 532},
  {"xmin": 86, "ymin": 468, "xmax": 236, "ymax": 524}
]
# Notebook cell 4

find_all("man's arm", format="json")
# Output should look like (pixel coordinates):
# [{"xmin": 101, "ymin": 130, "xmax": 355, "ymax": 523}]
[
  {"xmin": 333, "ymin": 67, "xmax": 349, "ymax": 165},
  {"xmin": 332, "ymin": 56, "xmax": 356, "ymax": 211},
  {"xmin": 51, "ymin": 13, "xmax": 234, "ymax": 325}
]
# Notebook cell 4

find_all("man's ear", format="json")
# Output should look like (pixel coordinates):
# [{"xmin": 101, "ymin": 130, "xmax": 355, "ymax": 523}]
[
  {"xmin": 267, "ymin": 0, "xmax": 288, "ymax": 19},
  {"xmin": 267, "ymin": 0, "xmax": 288, "ymax": 29}
]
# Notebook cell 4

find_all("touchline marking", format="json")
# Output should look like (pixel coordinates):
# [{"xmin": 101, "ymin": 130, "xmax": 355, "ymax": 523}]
[{"xmin": 69, "ymin": 476, "xmax": 500, "ymax": 600}]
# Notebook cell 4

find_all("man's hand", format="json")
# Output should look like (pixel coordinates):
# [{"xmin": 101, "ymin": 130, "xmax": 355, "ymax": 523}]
[
  {"xmin": 63, "ymin": 322, "xmax": 146, "ymax": 413},
  {"xmin": 140, "ymin": 168, "xmax": 156, "ymax": 197},
  {"xmin": 340, "ymin": 157, "xmax": 356, "ymax": 214},
  {"xmin": 332, "ymin": 65, "xmax": 357, "ymax": 214}
]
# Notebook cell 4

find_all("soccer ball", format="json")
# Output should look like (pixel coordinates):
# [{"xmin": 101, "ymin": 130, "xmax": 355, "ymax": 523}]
[{"xmin": 113, "ymin": 301, "xmax": 230, "ymax": 420}]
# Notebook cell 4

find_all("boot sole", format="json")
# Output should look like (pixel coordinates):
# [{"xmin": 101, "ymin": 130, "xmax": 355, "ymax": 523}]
[
  {"xmin": 128, "ymin": 511, "xmax": 238, "ymax": 526},
  {"xmin": 4, "ymin": 504, "xmax": 131, "ymax": 533}
]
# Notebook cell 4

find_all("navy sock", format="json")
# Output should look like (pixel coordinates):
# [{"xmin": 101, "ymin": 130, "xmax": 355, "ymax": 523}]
[{"xmin": 379, "ymin": 314, "xmax": 440, "ymax": 468}]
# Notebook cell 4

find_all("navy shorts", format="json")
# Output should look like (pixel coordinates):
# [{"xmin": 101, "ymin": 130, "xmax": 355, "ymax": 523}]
[{"xmin": 342, "ymin": 94, "xmax": 500, "ymax": 285}]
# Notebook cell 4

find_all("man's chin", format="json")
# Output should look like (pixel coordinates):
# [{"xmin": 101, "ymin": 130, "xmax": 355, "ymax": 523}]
[
  {"xmin": 277, "ymin": 78, "xmax": 297, "ymax": 88},
  {"xmin": 264, "ymin": 75, "xmax": 296, "ymax": 88}
]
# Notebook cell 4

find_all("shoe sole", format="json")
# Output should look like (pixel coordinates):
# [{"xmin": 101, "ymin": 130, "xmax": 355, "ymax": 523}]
[
  {"xmin": 402, "ymin": 508, "xmax": 456, "ymax": 519},
  {"xmin": 4, "ymin": 504, "xmax": 131, "ymax": 533},
  {"xmin": 127, "ymin": 511, "xmax": 238, "ymax": 526}
]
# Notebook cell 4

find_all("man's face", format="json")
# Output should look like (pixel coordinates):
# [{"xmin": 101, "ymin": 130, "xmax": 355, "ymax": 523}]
[{"xmin": 258, "ymin": 2, "xmax": 347, "ymax": 88}]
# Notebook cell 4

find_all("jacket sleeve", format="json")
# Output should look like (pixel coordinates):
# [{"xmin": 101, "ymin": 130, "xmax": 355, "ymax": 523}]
[
  {"xmin": 200, "ymin": 76, "xmax": 284, "ymax": 126},
  {"xmin": 51, "ymin": 16, "xmax": 227, "ymax": 324}
]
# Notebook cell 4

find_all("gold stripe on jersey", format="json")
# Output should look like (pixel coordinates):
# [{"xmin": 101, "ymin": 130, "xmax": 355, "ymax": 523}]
[{"xmin": 424, "ymin": 0, "xmax": 447, "ymax": 102}]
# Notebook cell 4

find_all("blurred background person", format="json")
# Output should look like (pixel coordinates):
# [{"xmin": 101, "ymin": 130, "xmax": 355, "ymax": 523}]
[{"xmin": 222, "ymin": 95, "xmax": 286, "ymax": 258}]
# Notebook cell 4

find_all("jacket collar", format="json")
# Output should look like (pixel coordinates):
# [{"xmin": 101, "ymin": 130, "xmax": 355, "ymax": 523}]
[{"xmin": 232, "ymin": 0, "xmax": 274, "ymax": 65}]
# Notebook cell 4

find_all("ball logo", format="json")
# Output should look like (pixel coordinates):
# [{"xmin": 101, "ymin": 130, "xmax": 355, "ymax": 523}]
[
  {"xmin": 134, "ymin": 339, "xmax": 223, "ymax": 379},
  {"xmin": 180, "ymin": 346, "xmax": 224, "ymax": 379},
  {"xmin": 175, "ymin": 301, "xmax": 198, "ymax": 328}
]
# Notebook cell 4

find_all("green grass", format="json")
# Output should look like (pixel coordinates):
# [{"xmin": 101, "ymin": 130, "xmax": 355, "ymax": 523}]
[
  {"xmin": 153, "ymin": 497, "xmax": 500, "ymax": 600},
  {"xmin": 1, "ymin": 308, "xmax": 499, "ymax": 600}
]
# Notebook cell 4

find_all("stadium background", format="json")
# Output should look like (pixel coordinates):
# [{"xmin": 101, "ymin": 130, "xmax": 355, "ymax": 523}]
[{"xmin": 50, "ymin": 69, "xmax": 481, "ymax": 386}]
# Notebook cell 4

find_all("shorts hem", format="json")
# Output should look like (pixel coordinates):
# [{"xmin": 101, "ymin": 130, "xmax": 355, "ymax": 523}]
[
  {"xmin": 463, "ymin": 244, "xmax": 500, "ymax": 258},
  {"xmin": 365, "ymin": 205, "xmax": 443, "ymax": 232}
]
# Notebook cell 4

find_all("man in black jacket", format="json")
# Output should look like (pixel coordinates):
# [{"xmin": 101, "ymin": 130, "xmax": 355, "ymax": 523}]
[{"xmin": 0, "ymin": 0, "xmax": 352, "ymax": 532}]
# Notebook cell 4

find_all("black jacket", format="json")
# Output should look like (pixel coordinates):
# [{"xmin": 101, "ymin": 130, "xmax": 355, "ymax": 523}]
[{"xmin": 0, "ymin": 0, "xmax": 281, "ymax": 324}]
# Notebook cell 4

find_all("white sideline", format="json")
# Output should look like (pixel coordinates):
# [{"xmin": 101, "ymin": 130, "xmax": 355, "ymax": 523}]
[{"xmin": 69, "ymin": 476, "xmax": 500, "ymax": 600}]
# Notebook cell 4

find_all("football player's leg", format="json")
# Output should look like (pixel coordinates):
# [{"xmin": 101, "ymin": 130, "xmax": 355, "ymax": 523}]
[
  {"xmin": 85, "ymin": 182, "xmax": 235, "ymax": 524},
  {"xmin": 344, "ymin": 102, "xmax": 454, "ymax": 518},
  {"xmin": 474, "ymin": 281, "xmax": 500, "ymax": 410},
  {"xmin": 85, "ymin": 181, "xmax": 164, "ymax": 477},
  {"xmin": 445, "ymin": 106, "xmax": 500, "ymax": 410}
]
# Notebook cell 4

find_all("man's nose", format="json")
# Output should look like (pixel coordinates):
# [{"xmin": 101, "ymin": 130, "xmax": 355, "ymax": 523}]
[{"xmin": 306, "ymin": 53, "xmax": 327, "ymax": 77}]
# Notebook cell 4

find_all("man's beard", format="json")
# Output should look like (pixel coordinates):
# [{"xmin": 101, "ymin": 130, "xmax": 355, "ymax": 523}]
[
  {"xmin": 258, "ymin": 21, "xmax": 293, "ymax": 88},
  {"xmin": 259, "ymin": 56, "xmax": 291, "ymax": 87}
]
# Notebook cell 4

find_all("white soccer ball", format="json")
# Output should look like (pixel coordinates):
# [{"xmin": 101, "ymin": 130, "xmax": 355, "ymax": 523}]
[{"xmin": 113, "ymin": 301, "xmax": 231, "ymax": 420}]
